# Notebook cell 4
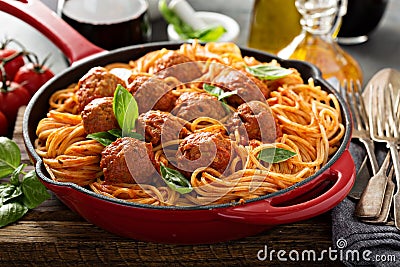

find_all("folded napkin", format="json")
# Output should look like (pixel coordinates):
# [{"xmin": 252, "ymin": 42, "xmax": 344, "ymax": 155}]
[{"xmin": 332, "ymin": 142, "xmax": 400, "ymax": 266}]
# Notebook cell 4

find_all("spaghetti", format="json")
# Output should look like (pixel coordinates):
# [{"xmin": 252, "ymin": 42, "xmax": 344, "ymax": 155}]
[{"xmin": 35, "ymin": 41, "xmax": 344, "ymax": 206}]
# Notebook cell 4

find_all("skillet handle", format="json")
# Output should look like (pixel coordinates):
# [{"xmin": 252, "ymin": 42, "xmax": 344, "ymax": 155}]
[
  {"xmin": 217, "ymin": 150, "xmax": 355, "ymax": 225},
  {"xmin": 0, "ymin": 0, "xmax": 105, "ymax": 64}
]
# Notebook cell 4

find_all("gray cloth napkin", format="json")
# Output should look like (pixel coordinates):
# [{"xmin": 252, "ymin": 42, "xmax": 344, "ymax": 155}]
[{"xmin": 331, "ymin": 142, "xmax": 400, "ymax": 266}]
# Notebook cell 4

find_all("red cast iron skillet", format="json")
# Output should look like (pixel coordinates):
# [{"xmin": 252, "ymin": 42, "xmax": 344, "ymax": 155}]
[{"xmin": 1, "ymin": 0, "xmax": 355, "ymax": 244}]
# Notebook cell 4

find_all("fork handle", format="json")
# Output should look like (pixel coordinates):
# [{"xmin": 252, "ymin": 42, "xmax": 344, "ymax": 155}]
[
  {"xmin": 355, "ymin": 152, "xmax": 390, "ymax": 218},
  {"xmin": 360, "ymin": 138, "xmax": 379, "ymax": 175},
  {"xmin": 387, "ymin": 143, "xmax": 400, "ymax": 230}
]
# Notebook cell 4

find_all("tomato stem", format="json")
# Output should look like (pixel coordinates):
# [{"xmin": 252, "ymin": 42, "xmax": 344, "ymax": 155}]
[
  {"xmin": 0, "ymin": 63, "xmax": 8, "ymax": 90},
  {"xmin": 1, "ymin": 50, "xmax": 28, "ymax": 64},
  {"xmin": 0, "ymin": 38, "xmax": 26, "ymax": 51},
  {"xmin": 25, "ymin": 52, "xmax": 52, "ymax": 73},
  {"xmin": 0, "ymin": 51, "xmax": 28, "ymax": 89},
  {"xmin": 0, "ymin": 62, "xmax": 26, "ymax": 92}
]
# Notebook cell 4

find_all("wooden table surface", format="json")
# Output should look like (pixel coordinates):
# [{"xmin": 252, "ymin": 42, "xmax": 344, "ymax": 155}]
[{"xmin": 0, "ymin": 107, "xmax": 345, "ymax": 266}]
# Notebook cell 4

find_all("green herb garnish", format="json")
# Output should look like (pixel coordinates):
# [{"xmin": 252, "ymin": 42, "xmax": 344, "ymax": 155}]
[
  {"xmin": 88, "ymin": 85, "xmax": 144, "ymax": 145},
  {"xmin": 203, "ymin": 84, "xmax": 237, "ymax": 101},
  {"xmin": 194, "ymin": 26, "xmax": 227, "ymax": 42},
  {"xmin": 160, "ymin": 163, "xmax": 192, "ymax": 194},
  {"xmin": 159, "ymin": 0, "xmax": 226, "ymax": 42},
  {"xmin": 87, "ymin": 131, "xmax": 118, "ymax": 147},
  {"xmin": 245, "ymin": 65, "xmax": 293, "ymax": 81},
  {"xmin": 0, "ymin": 137, "xmax": 50, "ymax": 227},
  {"xmin": 258, "ymin": 147, "xmax": 297, "ymax": 164},
  {"xmin": 113, "ymin": 84, "xmax": 139, "ymax": 137}
]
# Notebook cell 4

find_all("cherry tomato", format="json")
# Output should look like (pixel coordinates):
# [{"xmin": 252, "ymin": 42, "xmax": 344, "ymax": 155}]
[
  {"xmin": 0, "ymin": 49, "xmax": 25, "ymax": 80},
  {"xmin": 0, "ymin": 111, "xmax": 8, "ymax": 137},
  {"xmin": 14, "ymin": 62, "xmax": 55, "ymax": 96},
  {"xmin": 0, "ymin": 81, "xmax": 31, "ymax": 124}
]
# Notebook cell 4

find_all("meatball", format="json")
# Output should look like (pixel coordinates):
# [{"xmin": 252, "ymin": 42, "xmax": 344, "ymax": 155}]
[
  {"xmin": 172, "ymin": 92, "xmax": 228, "ymax": 121},
  {"xmin": 128, "ymin": 73, "xmax": 177, "ymax": 113},
  {"xmin": 176, "ymin": 131, "xmax": 232, "ymax": 175},
  {"xmin": 136, "ymin": 110, "xmax": 189, "ymax": 146},
  {"xmin": 227, "ymin": 100, "xmax": 281, "ymax": 144},
  {"xmin": 211, "ymin": 68, "xmax": 271, "ymax": 107},
  {"xmin": 76, "ymin": 66, "xmax": 126, "ymax": 112},
  {"xmin": 81, "ymin": 97, "xmax": 119, "ymax": 134},
  {"xmin": 150, "ymin": 51, "xmax": 203, "ymax": 82},
  {"xmin": 246, "ymin": 71, "xmax": 272, "ymax": 99},
  {"xmin": 100, "ymin": 137, "xmax": 158, "ymax": 184}
]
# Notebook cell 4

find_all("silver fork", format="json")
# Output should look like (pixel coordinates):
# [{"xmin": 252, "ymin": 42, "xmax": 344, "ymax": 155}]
[
  {"xmin": 369, "ymin": 83, "xmax": 400, "ymax": 230},
  {"xmin": 362, "ymin": 161, "xmax": 395, "ymax": 224},
  {"xmin": 357, "ymin": 152, "xmax": 394, "ymax": 223},
  {"xmin": 340, "ymin": 81, "xmax": 385, "ymax": 217},
  {"xmin": 340, "ymin": 80, "xmax": 379, "ymax": 174}
]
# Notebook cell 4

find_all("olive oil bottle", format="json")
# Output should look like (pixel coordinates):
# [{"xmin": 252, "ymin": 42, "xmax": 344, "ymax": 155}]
[
  {"xmin": 278, "ymin": 0, "xmax": 363, "ymax": 87},
  {"xmin": 247, "ymin": 0, "xmax": 302, "ymax": 55}
]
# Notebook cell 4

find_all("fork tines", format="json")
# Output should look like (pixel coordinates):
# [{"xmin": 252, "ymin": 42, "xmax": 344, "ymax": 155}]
[{"xmin": 340, "ymin": 80, "xmax": 379, "ymax": 174}]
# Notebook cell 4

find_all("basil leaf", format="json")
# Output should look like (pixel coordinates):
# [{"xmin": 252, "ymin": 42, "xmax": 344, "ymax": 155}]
[
  {"xmin": 159, "ymin": 0, "xmax": 193, "ymax": 36},
  {"xmin": 0, "ymin": 202, "xmax": 28, "ymax": 228},
  {"xmin": 0, "ymin": 137, "xmax": 21, "ymax": 179},
  {"xmin": 218, "ymin": 91, "xmax": 238, "ymax": 101},
  {"xmin": 258, "ymin": 147, "xmax": 296, "ymax": 163},
  {"xmin": 87, "ymin": 129, "xmax": 144, "ymax": 146},
  {"xmin": 203, "ymin": 84, "xmax": 237, "ymax": 101},
  {"xmin": 113, "ymin": 84, "xmax": 139, "ymax": 137},
  {"xmin": 0, "ymin": 184, "xmax": 22, "ymax": 204},
  {"xmin": 10, "ymin": 164, "xmax": 25, "ymax": 186},
  {"xmin": 87, "ymin": 132, "xmax": 116, "ymax": 146},
  {"xmin": 0, "ymin": 138, "xmax": 50, "ymax": 227},
  {"xmin": 245, "ymin": 65, "xmax": 293, "ymax": 80},
  {"xmin": 194, "ymin": 26, "xmax": 227, "ymax": 42},
  {"xmin": 159, "ymin": 0, "xmax": 226, "ymax": 42},
  {"xmin": 160, "ymin": 163, "xmax": 192, "ymax": 194},
  {"xmin": 203, "ymin": 83, "xmax": 223, "ymax": 97},
  {"xmin": 21, "ymin": 170, "xmax": 51, "ymax": 209},
  {"xmin": 106, "ymin": 128, "xmax": 144, "ymax": 140},
  {"xmin": 0, "ymin": 184, "xmax": 7, "ymax": 205},
  {"xmin": 108, "ymin": 129, "xmax": 122, "ymax": 138},
  {"xmin": 125, "ymin": 132, "xmax": 145, "ymax": 141}
]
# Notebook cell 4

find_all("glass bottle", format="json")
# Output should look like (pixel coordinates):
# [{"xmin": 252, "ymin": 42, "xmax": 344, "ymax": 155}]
[
  {"xmin": 247, "ymin": 0, "xmax": 302, "ymax": 55},
  {"xmin": 277, "ymin": 0, "xmax": 363, "ymax": 88},
  {"xmin": 338, "ymin": 0, "xmax": 388, "ymax": 45}
]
